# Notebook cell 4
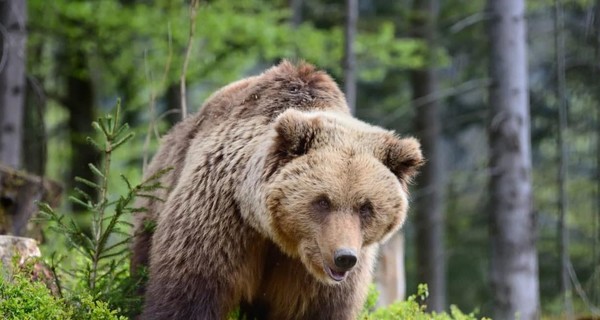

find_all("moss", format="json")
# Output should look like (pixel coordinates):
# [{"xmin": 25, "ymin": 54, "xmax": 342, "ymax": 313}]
[{"xmin": 0, "ymin": 270, "xmax": 71, "ymax": 320}]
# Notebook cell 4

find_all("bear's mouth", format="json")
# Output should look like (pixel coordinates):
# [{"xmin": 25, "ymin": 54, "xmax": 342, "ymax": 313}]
[{"xmin": 323, "ymin": 264, "xmax": 348, "ymax": 282}]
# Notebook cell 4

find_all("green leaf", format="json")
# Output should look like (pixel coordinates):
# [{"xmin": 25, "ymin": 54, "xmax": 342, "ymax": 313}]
[
  {"xmin": 75, "ymin": 176, "xmax": 101, "ymax": 190},
  {"xmin": 111, "ymin": 132, "xmax": 135, "ymax": 150},
  {"xmin": 88, "ymin": 163, "xmax": 105, "ymax": 178}
]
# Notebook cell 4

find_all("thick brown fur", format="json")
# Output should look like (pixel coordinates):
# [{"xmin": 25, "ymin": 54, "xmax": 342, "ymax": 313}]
[{"xmin": 132, "ymin": 60, "xmax": 423, "ymax": 320}]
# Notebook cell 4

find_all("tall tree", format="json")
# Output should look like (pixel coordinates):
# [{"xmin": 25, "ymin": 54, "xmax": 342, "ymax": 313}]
[
  {"xmin": 290, "ymin": 0, "xmax": 303, "ymax": 28},
  {"xmin": 375, "ymin": 232, "xmax": 406, "ymax": 306},
  {"xmin": 487, "ymin": 0, "xmax": 540, "ymax": 319},
  {"xmin": 553, "ymin": 0, "xmax": 572, "ymax": 317},
  {"xmin": 0, "ymin": 0, "xmax": 27, "ymax": 168},
  {"xmin": 410, "ymin": 0, "xmax": 446, "ymax": 312},
  {"xmin": 63, "ymin": 46, "xmax": 97, "ymax": 200},
  {"xmin": 343, "ymin": 0, "xmax": 357, "ymax": 114},
  {"xmin": 23, "ymin": 77, "xmax": 46, "ymax": 176},
  {"xmin": 595, "ymin": 0, "xmax": 600, "ymax": 309}
]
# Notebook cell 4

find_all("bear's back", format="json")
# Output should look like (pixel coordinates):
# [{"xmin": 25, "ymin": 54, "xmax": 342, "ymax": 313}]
[{"xmin": 196, "ymin": 60, "xmax": 350, "ymax": 129}]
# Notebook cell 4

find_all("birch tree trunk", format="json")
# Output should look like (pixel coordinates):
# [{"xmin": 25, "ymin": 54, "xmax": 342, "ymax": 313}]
[
  {"xmin": 487, "ymin": 1, "xmax": 540, "ymax": 319},
  {"xmin": 410, "ymin": 0, "xmax": 445, "ymax": 312},
  {"xmin": 0, "ymin": 0, "xmax": 27, "ymax": 169},
  {"xmin": 343, "ymin": 0, "xmax": 357, "ymax": 114}
]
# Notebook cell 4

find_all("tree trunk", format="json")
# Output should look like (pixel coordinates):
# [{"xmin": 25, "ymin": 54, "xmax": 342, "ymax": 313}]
[
  {"xmin": 289, "ymin": 0, "xmax": 303, "ymax": 58},
  {"xmin": 410, "ymin": 0, "xmax": 446, "ymax": 312},
  {"xmin": 553, "ymin": 0, "xmax": 573, "ymax": 317},
  {"xmin": 64, "ymin": 48, "xmax": 97, "ymax": 201},
  {"xmin": 0, "ymin": 164, "xmax": 62, "ymax": 237},
  {"xmin": 594, "ymin": 0, "xmax": 600, "ymax": 309},
  {"xmin": 24, "ymin": 77, "xmax": 47, "ymax": 176},
  {"xmin": 165, "ymin": 83, "xmax": 183, "ymax": 126},
  {"xmin": 343, "ymin": 0, "xmax": 357, "ymax": 114},
  {"xmin": 487, "ymin": 1, "xmax": 540, "ymax": 319},
  {"xmin": 0, "ymin": 0, "xmax": 27, "ymax": 169},
  {"xmin": 290, "ymin": 0, "xmax": 303, "ymax": 28},
  {"xmin": 375, "ymin": 233, "xmax": 406, "ymax": 306}
]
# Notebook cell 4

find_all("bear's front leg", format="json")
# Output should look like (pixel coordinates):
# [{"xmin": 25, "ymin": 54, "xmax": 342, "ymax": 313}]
[
  {"xmin": 141, "ymin": 271, "xmax": 237, "ymax": 320},
  {"xmin": 140, "ymin": 194, "xmax": 265, "ymax": 320}
]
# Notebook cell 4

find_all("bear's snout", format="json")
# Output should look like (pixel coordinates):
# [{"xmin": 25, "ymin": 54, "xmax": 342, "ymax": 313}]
[{"xmin": 334, "ymin": 248, "xmax": 357, "ymax": 271}]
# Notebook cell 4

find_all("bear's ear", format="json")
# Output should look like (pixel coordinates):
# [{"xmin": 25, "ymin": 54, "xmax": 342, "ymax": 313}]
[
  {"xmin": 272, "ymin": 109, "xmax": 321, "ymax": 160},
  {"xmin": 381, "ymin": 136, "xmax": 424, "ymax": 183}
]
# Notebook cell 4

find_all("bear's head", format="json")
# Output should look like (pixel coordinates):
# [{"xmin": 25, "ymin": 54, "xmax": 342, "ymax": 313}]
[{"xmin": 265, "ymin": 109, "xmax": 423, "ymax": 284}]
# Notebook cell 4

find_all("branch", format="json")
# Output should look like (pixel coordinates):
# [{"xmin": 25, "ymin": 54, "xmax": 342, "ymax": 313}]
[
  {"xmin": 380, "ymin": 78, "xmax": 491, "ymax": 127},
  {"xmin": 143, "ymin": 24, "xmax": 173, "ymax": 172},
  {"xmin": 448, "ymin": 12, "xmax": 490, "ymax": 34},
  {"xmin": 180, "ymin": 0, "xmax": 200, "ymax": 119}
]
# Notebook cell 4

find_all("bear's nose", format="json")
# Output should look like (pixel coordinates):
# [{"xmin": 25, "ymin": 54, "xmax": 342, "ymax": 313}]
[{"xmin": 334, "ymin": 248, "xmax": 357, "ymax": 270}]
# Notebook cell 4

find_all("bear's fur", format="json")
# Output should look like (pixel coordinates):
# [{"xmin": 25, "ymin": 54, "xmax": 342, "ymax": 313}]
[{"xmin": 132, "ymin": 61, "xmax": 423, "ymax": 320}]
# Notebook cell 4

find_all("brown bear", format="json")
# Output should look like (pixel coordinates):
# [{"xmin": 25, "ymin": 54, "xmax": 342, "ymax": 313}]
[{"xmin": 132, "ymin": 60, "xmax": 423, "ymax": 320}]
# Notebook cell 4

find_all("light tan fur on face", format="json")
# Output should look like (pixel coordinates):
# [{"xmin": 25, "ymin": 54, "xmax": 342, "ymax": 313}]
[{"xmin": 263, "ymin": 110, "xmax": 423, "ymax": 285}]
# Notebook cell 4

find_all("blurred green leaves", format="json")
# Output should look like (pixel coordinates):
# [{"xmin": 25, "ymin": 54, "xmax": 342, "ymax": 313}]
[{"xmin": 28, "ymin": 0, "xmax": 428, "ymax": 113}]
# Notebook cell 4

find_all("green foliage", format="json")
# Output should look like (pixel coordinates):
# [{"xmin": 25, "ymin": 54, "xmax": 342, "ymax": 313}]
[
  {"xmin": 361, "ymin": 284, "xmax": 489, "ymax": 320},
  {"xmin": 36, "ymin": 102, "xmax": 167, "ymax": 318},
  {"xmin": 0, "ymin": 269, "xmax": 71, "ymax": 320},
  {"xmin": 28, "ymin": 0, "xmax": 426, "ymax": 115},
  {"xmin": 0, "ymin": 266, "xmax": 125, "ymax": 320},
  {"xmin": 68, "ymin": 295, "xmax": 126, "ymax": 320}
]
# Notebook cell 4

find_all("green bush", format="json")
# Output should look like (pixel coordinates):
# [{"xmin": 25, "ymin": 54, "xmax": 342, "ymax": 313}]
[
  {"xmin": 0, "ymin": 269, "xmax": 71, "ymax": 320},
  {"xmin": 361, "ymin": 284, "xmax": 490, "ymax": 320},
  {"xmin": 0, "ymin": 266, "xmax": 125, "ymax": 320}
]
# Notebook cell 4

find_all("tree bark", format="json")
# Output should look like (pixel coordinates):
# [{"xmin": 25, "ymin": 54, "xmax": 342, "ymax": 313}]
[
  {"xmin": 0, "ymin": 164, "xmax": 62, "ymax": 237},
  {"xmin": 591, "ymin": 0, "xmax": 600, "ymax": 306},
  {"xmin": 0, "ymin": 0, "xmax": 27, "ymax": 169},
  {"xmin": 487, "ymin": 1, "xmax": 540, "ymax": 319},
  {"xmin": 595, "ymin": 0, "xmax": 600, "ymax": 309},
  {"xmin": 165, "ymin": 83, "xmax": 183, "ymax": 126},
  {"xmin": 343, "ymin": 0, "xmax": 357, "ymax": 114},
  {"xmin": 24, "ymin": 77, "xmax": 47, "ymax": 176},
  {"xmin": 290, "ymin": 0, "xmax": 303, "ymax": 28},
  {"xmin": 553, "ymin": 0, "xmax": 573, "ymax": 317},
  {"xmin": 289, "ymin": 0, "xmax": 303, "ymax": 58},
  {"xmin": 375, "ymin": 233, "xmax": 406, "ymax": 306},
  {"xmin": 410, "ymin": 0, "xmax": 446, "ymax": 312},
  {"xmin": 64, "ymin": 47, "xmax": 97, "ymax": 201}
]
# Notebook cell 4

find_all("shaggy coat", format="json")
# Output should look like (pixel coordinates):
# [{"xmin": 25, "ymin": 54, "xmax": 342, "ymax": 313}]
[{"xmin": 132, "ymin": 61, "xmax": 423, "ymax": 320}]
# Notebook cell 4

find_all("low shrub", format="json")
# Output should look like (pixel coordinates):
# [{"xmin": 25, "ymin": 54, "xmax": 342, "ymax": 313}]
[{"xmin": 360, "ymin": 284, "xmax": 491, "ymax": 320}]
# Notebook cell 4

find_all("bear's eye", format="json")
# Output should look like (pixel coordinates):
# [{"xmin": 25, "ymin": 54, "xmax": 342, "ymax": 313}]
[
  {"xmin": 359, "ymin": 201, "xmax": 373, "ymax": 217},
  {"xmin": 313, "ymin": 196, "xmax": 331, "ymax": 212}
]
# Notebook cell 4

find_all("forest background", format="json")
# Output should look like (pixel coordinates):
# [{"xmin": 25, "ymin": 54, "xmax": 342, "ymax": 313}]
[{"xmin": 0, "ymin": 0, "xmax": 599, "ymax": 319}]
